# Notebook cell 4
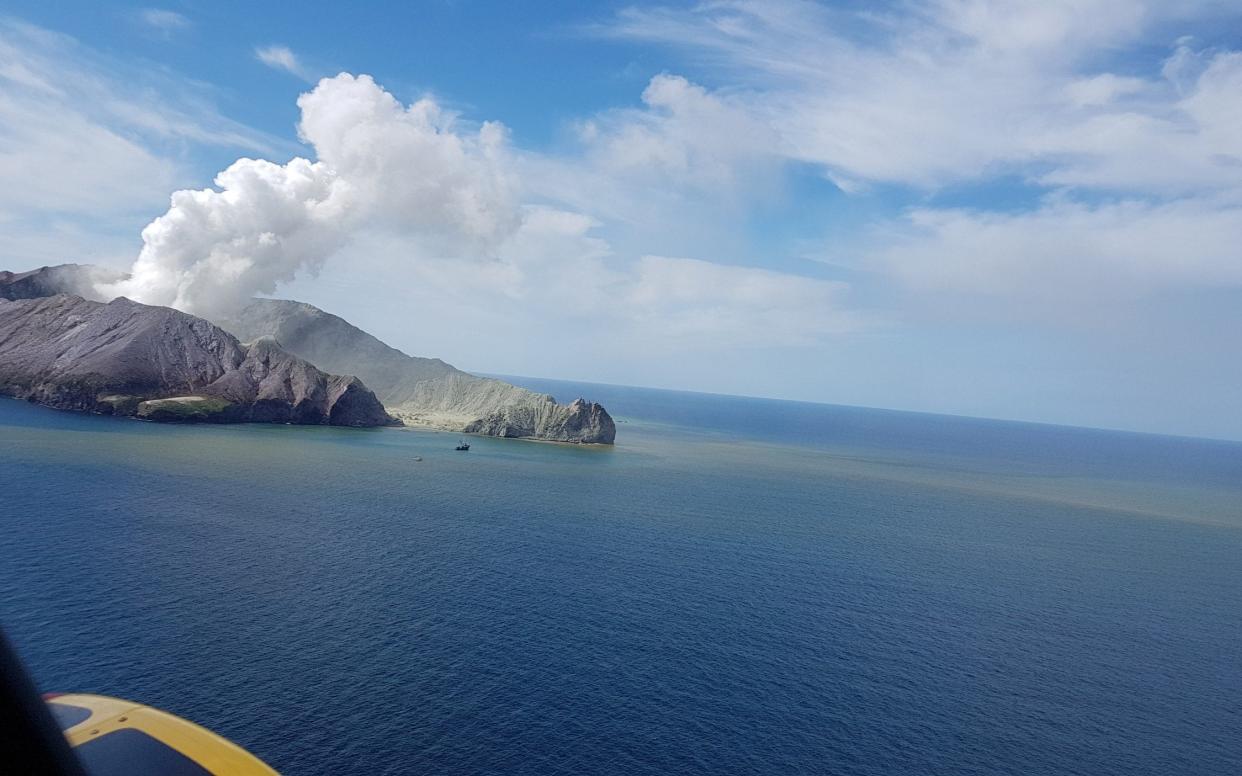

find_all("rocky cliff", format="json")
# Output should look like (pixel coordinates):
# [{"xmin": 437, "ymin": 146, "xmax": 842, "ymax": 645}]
[
  {"xmin": 0, "ymin": 294, "xmax": 394, "ymax": 427},
  {"xmin": 219, "ymin": 299, "xmax": 616, "ymax": 444},
  {"xmin": 464, "ymin": 397, "xmax": 616, "ymax": 441}
]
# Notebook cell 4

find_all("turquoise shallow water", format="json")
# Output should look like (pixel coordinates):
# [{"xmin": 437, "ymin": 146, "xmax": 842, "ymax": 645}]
[{"xmin": 2, "ymin": 382, "xmax": 1241, "ymax": 775}]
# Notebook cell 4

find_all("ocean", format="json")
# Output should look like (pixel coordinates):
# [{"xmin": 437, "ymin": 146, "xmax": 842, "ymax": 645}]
[{"xmin": 2, "ymin": 379, "xmax": 1240, "ymax": 775}]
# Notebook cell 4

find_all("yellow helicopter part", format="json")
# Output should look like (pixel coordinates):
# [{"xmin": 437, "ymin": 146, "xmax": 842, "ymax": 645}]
[{"xmin": 46, "ymin": 693, "xmax": 277, "ymax": 775}]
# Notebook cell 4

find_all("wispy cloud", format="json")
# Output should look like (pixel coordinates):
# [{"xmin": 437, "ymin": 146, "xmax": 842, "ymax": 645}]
[
  {"xmin": 883, "ymin": 195, "xmax": 1242, "ymax": 302},
  {"xmin": 583, "ymin": 0, "xmax": 1242, "ymax": 317},
  {"xmin": 138, "ymin": 8, "xmax": 190, "ymax": 37},
  {"xmin": 592, "ymin": 0, "xmax": 1240, "ymax": 193},
  {"xmin": 0, "ymin": 20, "xmax": 285, "ymax": 268},
  {"xmin": 255, "ymin": 44, "xmax": 312, "ymax": 81}
]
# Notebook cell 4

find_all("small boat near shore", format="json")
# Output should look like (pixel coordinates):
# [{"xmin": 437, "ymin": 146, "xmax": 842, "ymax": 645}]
[{"xmin": 454, "ymin": 440, "xmax": 470, "ymax": 451}]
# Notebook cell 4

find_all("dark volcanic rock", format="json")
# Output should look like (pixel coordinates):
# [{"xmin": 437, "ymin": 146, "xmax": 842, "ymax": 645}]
[
  {"xmin": 0, "ymin": 295, "xmax": 394, "ymax": 427},
  {"xmin": 203, "ymin": 336, "xmax": 393, "ymax": 427},
  {"xmin": 0, "ymin": 295, "xmax": 244, "ymax": 411}
]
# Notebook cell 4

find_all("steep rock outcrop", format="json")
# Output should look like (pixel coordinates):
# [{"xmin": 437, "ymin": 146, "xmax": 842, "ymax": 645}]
[
  {"xmin": 220, "ymin": 299, "xmax": 616, "ymax": 443},
  {"xmin": 465, "ymin": 397, "xmax": 617, "ymax": 444},
  {"xmin": 203, "ymin": 337, "xmax": 392, "ymax": 426},
  {"xmin": 0, "ymin": 295, "xmax": 394, "ymax": 427}
]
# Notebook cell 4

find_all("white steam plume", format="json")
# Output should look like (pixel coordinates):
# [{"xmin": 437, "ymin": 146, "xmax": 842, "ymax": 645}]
[{"xmin": 105, "ymin": 73, "xmax": 519, "ymax": 316}]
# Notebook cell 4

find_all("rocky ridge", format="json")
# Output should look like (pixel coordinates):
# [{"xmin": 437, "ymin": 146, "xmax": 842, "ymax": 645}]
[
  {"xmin": 0, "ymin": 294, "xmax": 394, "ymax": 427},
  {"xmin": 1, "ymin": 263, "xmax": 122, "ymax": 301},
  {"xmin": 219, "ymin": 298, "xmax": 616, "ymax": 444}
]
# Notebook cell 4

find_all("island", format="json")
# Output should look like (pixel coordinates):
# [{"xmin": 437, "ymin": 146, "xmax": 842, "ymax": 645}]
[{"xmin": 0, "ymin": 265, "xmax": 616, "ymax": 443}]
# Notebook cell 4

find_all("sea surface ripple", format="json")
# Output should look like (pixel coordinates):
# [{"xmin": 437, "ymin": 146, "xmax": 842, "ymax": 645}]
[{"xmin": 2, "ymin": 382, "xmax": 1240, "ymax": 775}]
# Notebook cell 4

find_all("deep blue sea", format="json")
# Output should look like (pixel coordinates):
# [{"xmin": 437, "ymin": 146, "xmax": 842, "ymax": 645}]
[{"xmin": 2, "ymin": 379, "xmax": 1241, "ymax": 775}]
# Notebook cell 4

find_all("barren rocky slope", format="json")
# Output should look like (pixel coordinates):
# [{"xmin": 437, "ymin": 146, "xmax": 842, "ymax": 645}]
[
  {"xmin": 219, "ymin": 299, "xmax": 616, "ymax": 443},
  {"xmin": 1, "ymin": 264, "xmax": 121, "ymax": 301},
  {"xmin": 0, "ymin": 294, "xmax": 394, "ymax": 426}
]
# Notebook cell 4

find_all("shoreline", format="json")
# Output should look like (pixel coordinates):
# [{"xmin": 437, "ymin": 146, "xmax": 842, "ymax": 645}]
[{"xmin": 3, "ymin": 394, "xmax": 615, "ymax": 446}]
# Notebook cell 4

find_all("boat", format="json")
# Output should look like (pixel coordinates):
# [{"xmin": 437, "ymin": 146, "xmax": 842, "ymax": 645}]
[
  {"xmin": 413, "ymin": 456, "xmax": 423, "ymax": 462},
  {"xmin": 454, "ymin": 440, "xmax": 470, "ymax": 451}
]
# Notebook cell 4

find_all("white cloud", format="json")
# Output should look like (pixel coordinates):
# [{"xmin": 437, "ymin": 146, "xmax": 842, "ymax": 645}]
[
  {"xmin": 575, "ymin": 74, "xmax": 777, "ymax": 190},
  {"xmin": 624, "ymin": 255, "xmax": 857, "ymax": 349},
  {"xmin": 279, "ymin": 213, "xmax": 860, "ymax": 374},
  {"xmin": 402, "ymin": 231, "xmax": 856, "ymax": 353},
  {"xmin": 298, "ymin": 75, "xmax": 518, "ymax": 245},
  {"xmin": 113, "ymin": 2, "xmax": 1234, "ymax": 350},
  {"xmin": 592, "ymin": 1, "xmax": 1242, "ymax": 195},
  {"xmin": 883, "ymin": 195, "xmax": 1242, "ymax": 302},
  {"xmin": 139, "ymin": 9, "xmax": 190, "ymax": 36},
  {"xmin": 0, "ymin": 20, "xmax": 280, "ymax": 269},
  {"xmin": 109, "ymin": 71, "xmax": 860, "ymax": 357},
  {"xmin": 110, "ymin": 74, "xmax": 520, "ymax": 316},
  {"xmin": 1062, "ymin": 74, "xmax": 1147, "ymax": 107},
  {"xmin": 0, "ymin": 78, "xmax": 176, "ymax": 214},
  {"xmin": 256, "ymin": 45, "xmax": 312, "ymax": 81},
  {"xmin": 586, "ymin": 1, "xmax": 1242, "ymax": 322}
]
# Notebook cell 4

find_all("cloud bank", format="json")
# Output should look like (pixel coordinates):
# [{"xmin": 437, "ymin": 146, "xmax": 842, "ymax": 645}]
[{"xmin": 589, "ymin": 0, "xmax": 1242, "ymax": 315}]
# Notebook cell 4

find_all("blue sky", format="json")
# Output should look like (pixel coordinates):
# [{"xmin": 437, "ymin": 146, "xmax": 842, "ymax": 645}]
[{"xmin": 2, "ymin": 1, "xmax": 1241, "ymax": 439}]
